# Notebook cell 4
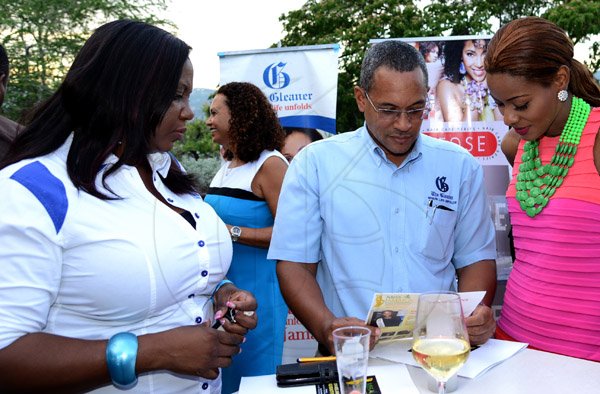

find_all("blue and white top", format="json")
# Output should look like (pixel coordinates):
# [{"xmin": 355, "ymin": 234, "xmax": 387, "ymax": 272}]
[
  {"xmin": 205, "ymin": 149, "xmax": 288, "ymax": 393},
  {"xmin": 268, "ymin": 124, "xmax": 496, "ymax": 319},
  {"xmin": 0, "ymin": 134, "xmax": 232, "ymax": 393}
]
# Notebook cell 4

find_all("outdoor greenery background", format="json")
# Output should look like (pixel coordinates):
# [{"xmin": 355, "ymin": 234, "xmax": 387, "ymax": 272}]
[{"xmin": 1, "ymin": 0, "xmax": 598, "ymax": 188}]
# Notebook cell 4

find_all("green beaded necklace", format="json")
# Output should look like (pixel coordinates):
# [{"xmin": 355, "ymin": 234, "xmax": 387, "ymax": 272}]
[{"xmin": 515, "ymin": 96, "xmax": 591, "ymax": 217}]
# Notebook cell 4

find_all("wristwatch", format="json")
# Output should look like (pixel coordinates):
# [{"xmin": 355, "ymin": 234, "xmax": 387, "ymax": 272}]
[{"xmin": 230, "ymin": 226, "xmax": 242, "ymax": 242}]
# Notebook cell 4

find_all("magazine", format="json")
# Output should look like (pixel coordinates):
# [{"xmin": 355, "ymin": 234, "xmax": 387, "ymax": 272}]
[{"xmin": 365, "ymin": 291, "xmax": 485, "ymax": 342}]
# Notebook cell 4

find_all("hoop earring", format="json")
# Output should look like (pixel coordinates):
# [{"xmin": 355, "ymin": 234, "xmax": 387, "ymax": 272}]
[
  {"xmin": 557, "ymin": 90, "xmax": 568, "ymax": 102},
  {"xmin": 459, "ymin": 62, "xmax": 466, "ymax": 75}
]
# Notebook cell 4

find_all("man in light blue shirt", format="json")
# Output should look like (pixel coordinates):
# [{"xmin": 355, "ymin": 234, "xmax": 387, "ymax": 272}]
[{"xmin": 268, "ymin": 40, "xmax": 497, "ymax": 354}]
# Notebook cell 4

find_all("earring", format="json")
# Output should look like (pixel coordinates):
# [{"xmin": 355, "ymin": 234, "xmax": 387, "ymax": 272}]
[
  {"xmin": 557, "ymin": 90, "xmax": 568, "ymax": 102},
  {"xmin": 459, "ymin": 62, "xmax": 466, "ymax": 75}
]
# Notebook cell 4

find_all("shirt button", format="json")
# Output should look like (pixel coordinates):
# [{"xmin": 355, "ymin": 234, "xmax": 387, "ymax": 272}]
[
  {"xmin": 198, "ymin": 240, "xmax": 205, "ymax": 247},
  {"xmin": 195, "ymin": 316, "xmax": 203, "ymax": 324},
  {"xmin": 194, "ymin": 212, "xmax": 200, "ymax": 218},
  {"xmin": 395, "ymin": 208, "xmax": 399, "ymax": 214},
  {"xmin": 188, "ymin": 293, "xmax": 195, "ymax": 299},
  {"xmin": 167, "ymin": 198, "xmax": 174, "ymax": 202},
  {"xmin": 201, "ymin": 270, "xmax": 208, "ymax": 277},
  {"xmin": 202, "ymin": 382, "xmax": 209, "ymax": 390},
  {"xmin": 394, "ymin": 247, "xmax": 399, "ymax": 253}
]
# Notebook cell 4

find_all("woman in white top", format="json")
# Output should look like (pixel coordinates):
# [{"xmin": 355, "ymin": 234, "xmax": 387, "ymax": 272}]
[{"xmin": 0, "ymin": 20, "xmax": 256, "ymax": 393}]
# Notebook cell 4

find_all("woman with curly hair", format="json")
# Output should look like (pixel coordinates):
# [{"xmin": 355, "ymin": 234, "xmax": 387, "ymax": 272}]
[{"xmin": 204, "ymin": 81, "xmax": 288, "ymax": 393}]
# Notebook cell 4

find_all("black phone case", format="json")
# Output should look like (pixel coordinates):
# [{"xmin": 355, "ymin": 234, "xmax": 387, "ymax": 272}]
[{"xmin": 276, "ymin": 361, "xmax": 338, "ymax": 387}]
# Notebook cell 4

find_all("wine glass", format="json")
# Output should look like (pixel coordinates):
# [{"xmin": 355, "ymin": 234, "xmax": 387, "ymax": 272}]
[{"xmin": 411, "ymin": 291, "xmax": 470, "ymax": 394}]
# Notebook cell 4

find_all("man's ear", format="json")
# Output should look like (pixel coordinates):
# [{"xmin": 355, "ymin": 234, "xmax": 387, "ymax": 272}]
[
  {"xmin": 354, "ymin": 86, "xmax": 366, "ymax": 113},
  {"xmin": 553, "ymin": 65, "xmax": 570, "ymax": 91}
]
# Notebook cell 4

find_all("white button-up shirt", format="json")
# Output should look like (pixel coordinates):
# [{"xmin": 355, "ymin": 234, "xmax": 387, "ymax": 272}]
[{"xmin": 0, "ymin": 135, "xmax": 231, "ymax": 393}]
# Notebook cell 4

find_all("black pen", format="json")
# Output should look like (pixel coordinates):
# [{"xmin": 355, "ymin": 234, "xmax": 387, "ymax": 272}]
[{"xmin": 211, "ymin": 307, "xmax": 237, "ymax": 329}]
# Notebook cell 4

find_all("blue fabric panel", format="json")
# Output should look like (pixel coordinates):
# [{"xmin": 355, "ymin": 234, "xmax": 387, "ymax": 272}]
[
  {"xmin": 10, "ymin": 161, "xmax": 68, "ymax": 233},
  {"xmin": 279, "ymin": 115, "xmax": 337, "ymax": 133}
]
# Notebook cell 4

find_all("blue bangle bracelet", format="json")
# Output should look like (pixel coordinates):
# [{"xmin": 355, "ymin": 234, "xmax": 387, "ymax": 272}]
[
  {"xmin": 106, "ymin": 332, "xmax": 138, "ymax": 389},
  {"xmin": 211, "ymin": 279, "xmax": 234, "ymax": 300}
]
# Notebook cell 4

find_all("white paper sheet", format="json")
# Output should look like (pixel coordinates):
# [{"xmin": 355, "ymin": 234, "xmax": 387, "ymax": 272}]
[{"xmin": 371, "ymin": 338, "xmax": 527, "ymax": 379}]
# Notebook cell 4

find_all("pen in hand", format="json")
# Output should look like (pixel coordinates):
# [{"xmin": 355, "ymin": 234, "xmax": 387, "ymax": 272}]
[{"xmin": 212, "ymin": 307, "xmax": 237, "ymax": 329}]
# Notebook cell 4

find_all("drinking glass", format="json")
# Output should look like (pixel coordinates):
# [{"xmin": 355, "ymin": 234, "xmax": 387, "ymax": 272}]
[
  {"xmin": 412, "ymin": 291, "xmax": 470, "ymax": 394},
  {"xmin": 332, "ymin": 326, "xmax": 371, "ymax": 394}
]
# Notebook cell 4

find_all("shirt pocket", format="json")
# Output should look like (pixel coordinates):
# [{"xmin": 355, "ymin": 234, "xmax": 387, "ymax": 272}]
[{"xmin": 420, "ymin": 205, "xmax": 457, "ymax": 261}]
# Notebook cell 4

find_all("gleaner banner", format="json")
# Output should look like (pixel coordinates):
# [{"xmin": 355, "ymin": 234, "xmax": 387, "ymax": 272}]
[{"xmin": 219, "ymin": 44, "xmax": 340, "ymax": 134}]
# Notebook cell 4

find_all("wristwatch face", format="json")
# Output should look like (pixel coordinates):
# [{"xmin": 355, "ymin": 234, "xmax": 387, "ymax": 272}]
[{"xmin": 230, "ymin": 226, "xmax": 242, "ymax": 241}]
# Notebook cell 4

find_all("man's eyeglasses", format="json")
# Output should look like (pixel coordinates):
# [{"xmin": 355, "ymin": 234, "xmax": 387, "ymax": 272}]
[{"xmin": 363, "ymin": 89, "xmax": 429, "ymax": 122}]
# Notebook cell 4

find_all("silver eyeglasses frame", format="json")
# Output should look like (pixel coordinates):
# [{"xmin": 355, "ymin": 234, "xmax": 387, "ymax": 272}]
[{"xmin": 362, "ymin": 89, "xmax": 429, "ymax": 122}]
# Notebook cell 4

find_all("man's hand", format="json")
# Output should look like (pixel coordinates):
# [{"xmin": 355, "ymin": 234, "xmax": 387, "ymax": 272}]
[
  {"xmin": 322, "ymin": 317, "xmax": 381, "ymax": 354},
  {"xmin": 465, "ymin": 304, "xmax": 495, "ymax": 345}
]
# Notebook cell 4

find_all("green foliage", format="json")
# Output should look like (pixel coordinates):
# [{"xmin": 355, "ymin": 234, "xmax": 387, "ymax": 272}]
[
  {"xmin": 0, "ymin": 0, "xmax": 171, "ymax": 121},
  {"xmin": 279, "ymin": 0, "xmax": 600, "ymax": 133},
  {"xmin": 543, "ymin": 0, "xmax": 600, "ymax": 72},
  {"xmin": 177, "ymin": 154, "xmax": 222, "ymax": 196},
  {"xmin": 280, "ymin": 0, "xmax": 433, "ymax": 133},
  {"xmin": 172, "ymin": 119, "xmax": 220, "ymax": 159},
  {"xmin": 544, "ymin": 0, "xmax": 600, "ymax": 45}
]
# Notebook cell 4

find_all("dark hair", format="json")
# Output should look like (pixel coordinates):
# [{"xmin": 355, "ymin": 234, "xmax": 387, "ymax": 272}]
[
  {"xmin": 1, "ymin": 20, "xmax": 196, "ymax": 198},
  {"xmin": 485, "ymin": 17, "xmax": 600, "ymax": 107},
  {"xmin": 217, "ymin": 82, "xmax": 284, "ymax": 163},
  {"xmin": 442, "ymin": 39, "xmax": 489, "ymax": 84},
  {"xmin": 0, "ymin": 44, "xmax": 8, "ymax": 88},
  {"xmin": 418, "ymin": 42, "xmax": 439, "ymax": 60},
  {"xmin": 360, "ymin": 40, "xmax": 429, "ymax": 92},
  {"xmin": 283, "ymin": 127, "xmax": 323, "ymax": 143}
]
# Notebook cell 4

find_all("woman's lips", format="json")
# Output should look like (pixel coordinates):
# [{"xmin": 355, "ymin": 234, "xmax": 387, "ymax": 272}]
[{"xmin": 514, "ymin": 127, "xmax": 529, "ymax": 136}]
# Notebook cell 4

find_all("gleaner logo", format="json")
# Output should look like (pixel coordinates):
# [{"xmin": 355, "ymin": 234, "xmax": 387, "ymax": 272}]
[
  {"xmin": 436, "ymin": 176, "xmax": 449, "ymax": 192},
  {"xmin": 263, "ymin": 62, "xmax": 291, "ymax": 89}
]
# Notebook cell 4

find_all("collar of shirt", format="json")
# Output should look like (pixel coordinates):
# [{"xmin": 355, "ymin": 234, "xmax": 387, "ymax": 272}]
[
  {"xmin": 57, "ymin": 133, "xmax": 172, "ymax": 179},
  {"xmin": 359, "ymin": 123, "xmax": 423, "ymax": 169}
]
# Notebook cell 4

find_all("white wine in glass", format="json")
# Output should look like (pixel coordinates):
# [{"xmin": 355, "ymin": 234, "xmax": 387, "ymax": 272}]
[{"xmin": 412, "ymin": 291, "xmax": 470, "ymax": 394}]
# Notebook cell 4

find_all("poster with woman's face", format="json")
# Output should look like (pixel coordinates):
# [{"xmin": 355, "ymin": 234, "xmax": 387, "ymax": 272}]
[{"xmin": 404, "ymin": 36, "xmax": 508, "ymax": 165}]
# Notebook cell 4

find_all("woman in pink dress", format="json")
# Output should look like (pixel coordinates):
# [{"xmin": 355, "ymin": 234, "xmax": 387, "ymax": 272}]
[{"xmin": 485, "ymin": 16, "xmax": 600, "ymax": 362}]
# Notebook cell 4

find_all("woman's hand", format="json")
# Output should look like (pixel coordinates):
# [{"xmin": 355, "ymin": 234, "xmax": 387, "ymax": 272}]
[
  {"xmin": 214, "ymin": 286, "xmax": 258, "ymax": 336},
  {"xmin": 138, "ymin": 325, "xmax": 243, "ymax": 379}
]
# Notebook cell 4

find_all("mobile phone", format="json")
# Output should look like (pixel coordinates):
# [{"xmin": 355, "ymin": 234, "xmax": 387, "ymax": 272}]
[{"xmin": 211, "ymin": 307, "xmax": 237, "ymax": 329}]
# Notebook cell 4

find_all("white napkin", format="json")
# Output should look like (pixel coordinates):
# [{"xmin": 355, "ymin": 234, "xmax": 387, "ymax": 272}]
[{"xmin": 371, "ymin": 338, "xmax": 528, "ymax": 379}]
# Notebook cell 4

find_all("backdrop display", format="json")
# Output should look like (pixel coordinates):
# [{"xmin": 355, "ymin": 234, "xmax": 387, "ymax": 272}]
[{"xmin": 219, "ymin": 44, "xmax": 340, "ymax": 134}]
